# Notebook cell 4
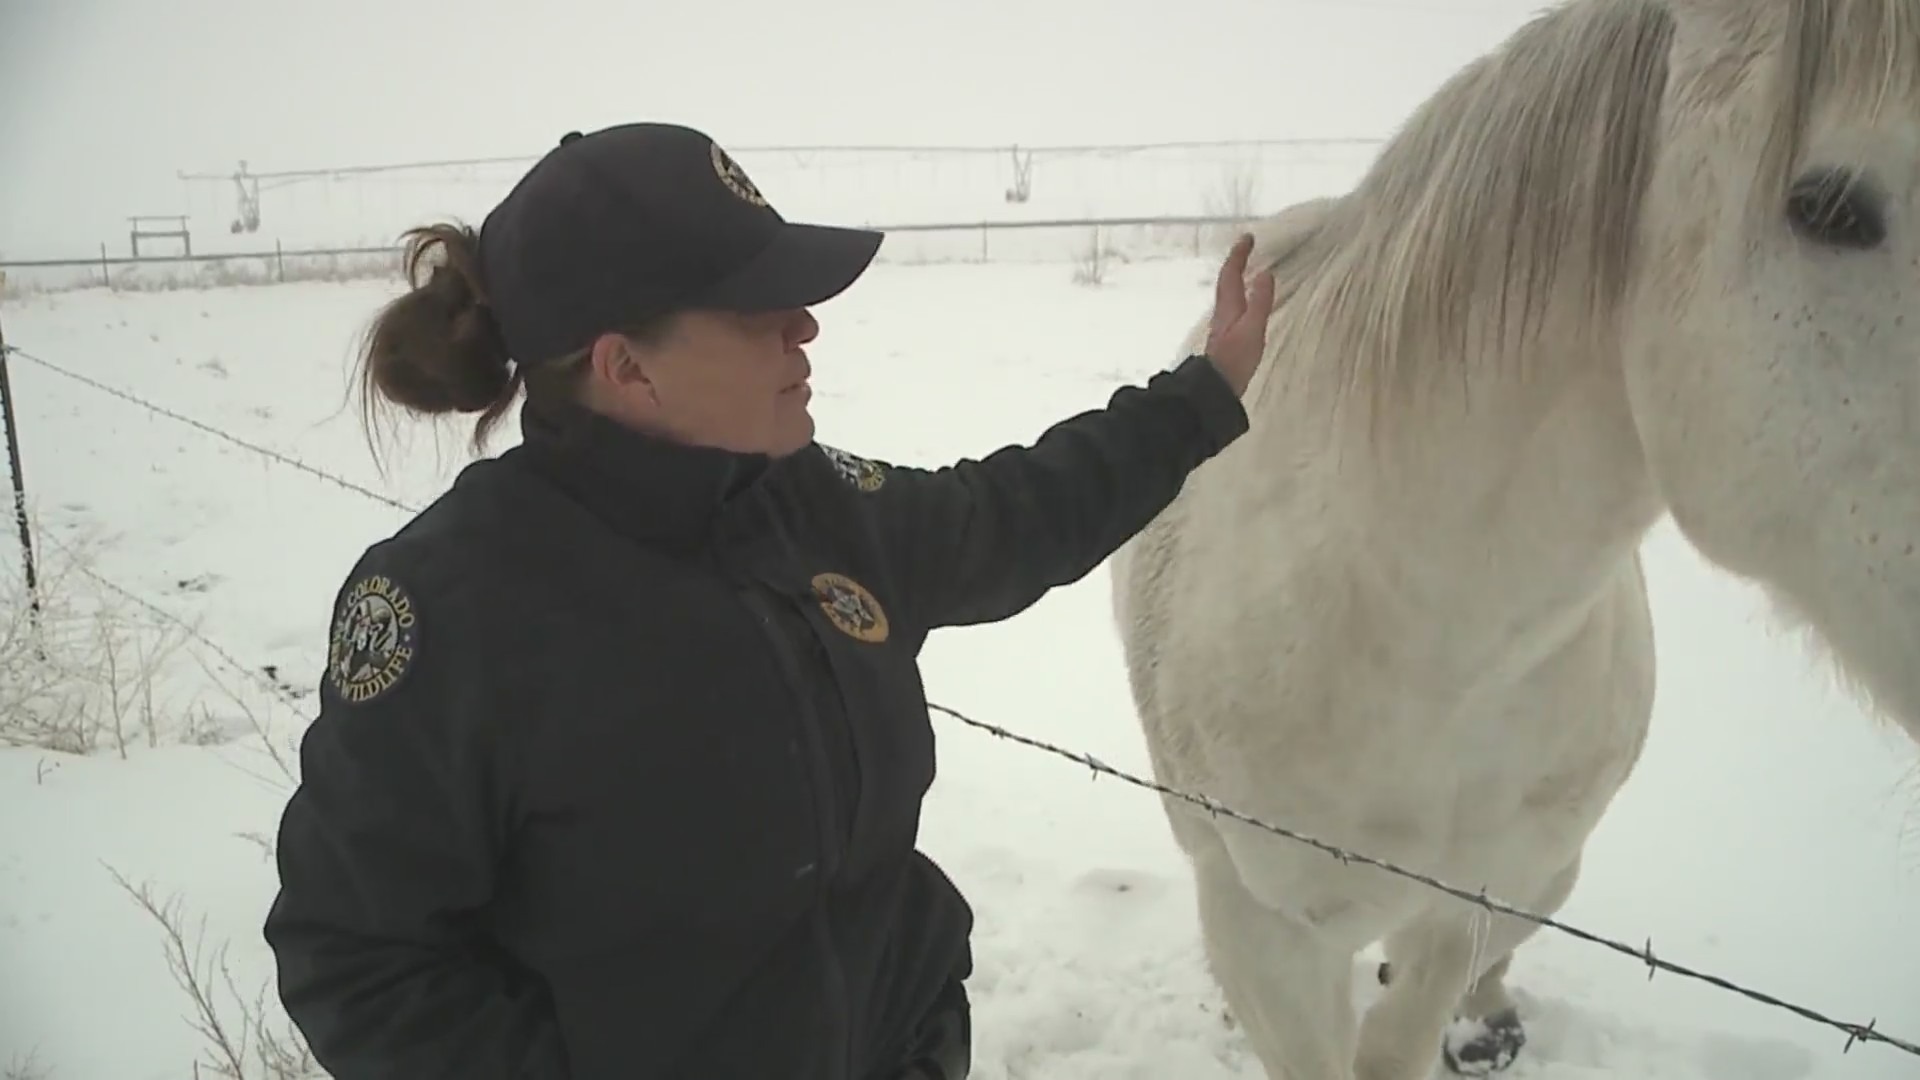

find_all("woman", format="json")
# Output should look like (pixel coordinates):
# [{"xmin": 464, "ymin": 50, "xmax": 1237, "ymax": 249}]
[{"xmin": 263, "ymin": 121, "xmax": 1278, "ymax": 1080}]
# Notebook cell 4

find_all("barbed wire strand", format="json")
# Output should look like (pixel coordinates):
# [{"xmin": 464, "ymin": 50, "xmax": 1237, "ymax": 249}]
[
  {"xmin": 927, "ymin": 704, "xmax": 1919, "ymax": 1059},
  {"xmin": 2, "ymin": 345, "xmax": 416, "ymax": 514},
  {"xmin": 4, "ymin": 338, "xmax": 1916, "ymax": 1062},
  {"xmin": 25, "ymin": 524, "xmax": 311, "ymax": 718}
]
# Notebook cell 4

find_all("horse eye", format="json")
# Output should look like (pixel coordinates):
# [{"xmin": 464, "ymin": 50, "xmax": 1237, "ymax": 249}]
[{"xmin": 1786, "ymin": 167, "xmax": 1886, "ymax": 250}]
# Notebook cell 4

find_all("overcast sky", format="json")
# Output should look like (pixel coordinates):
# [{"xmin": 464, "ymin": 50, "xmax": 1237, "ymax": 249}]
[{"xmin": 1, "ymin": 0, "xmax": 1547, "ymax": 260}]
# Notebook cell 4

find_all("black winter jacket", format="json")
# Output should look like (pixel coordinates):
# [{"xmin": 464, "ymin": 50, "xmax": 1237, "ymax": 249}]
[{"xmin": 262, "ymin": 353, "xmax": 1250, "ymax": 1080}]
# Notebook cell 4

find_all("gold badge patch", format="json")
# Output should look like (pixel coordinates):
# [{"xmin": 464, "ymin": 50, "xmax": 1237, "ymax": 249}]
[
  {"xmin": 327, "ymin": 573, "xmax": 418, "ymax": 704},
  {"xmin": 811, "ymin": 572, "xmax": 889, "ymax": 644},
  {"xmin": 710, "ymin": 142, "xmax": 768, "ymax": 207},
  {"xmin": 818, "ymin": 444, "xmax": 885, "ymax": 493}
]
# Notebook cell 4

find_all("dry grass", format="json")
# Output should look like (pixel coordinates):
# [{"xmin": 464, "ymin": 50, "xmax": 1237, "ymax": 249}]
[
  {"xmin": 3, "ymin": 1049, "xmax": 51, "ymax": 1080},
  {"xmin": 1072, "ymin": 225, "xmax": 1112, "ymax": 286},
  {"xmin": 0, "ymin": 525, "xmax": 199, "ymax": 756},
  {"xmin": 107, "ymin": 866, "xmax": 321, "ymax": 1080},
  {"xmin": 0, "ymin": 510, "xmax": 317, "ymax": 760}
]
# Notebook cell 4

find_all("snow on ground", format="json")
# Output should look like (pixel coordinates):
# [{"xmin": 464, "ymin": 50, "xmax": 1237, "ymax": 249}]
[{"xmin": 1, "ymin": 258, "xmax": 1917, "ymax": 1080}]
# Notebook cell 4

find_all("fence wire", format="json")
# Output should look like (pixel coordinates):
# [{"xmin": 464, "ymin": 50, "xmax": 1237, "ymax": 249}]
[
  {"xmin": 925, "ymin": 703, "xmax": 1919, "ymax": 1059},
  {"xmin": 26, "ymin": 521, "xmax": 312, "ymax": 720},
  {"xmin": 4, "ymin": 345, "xmax": 415, "ymax": 513},
  {"xmin": 1, "ymin": 337, "xmax": 1916, "ymax": 1063}
]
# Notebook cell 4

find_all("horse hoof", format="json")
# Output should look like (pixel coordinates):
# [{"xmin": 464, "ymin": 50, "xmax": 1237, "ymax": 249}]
[{"xmin": 1441, "ymin": 1008, "xmax": 1526, "ymax": 1076}]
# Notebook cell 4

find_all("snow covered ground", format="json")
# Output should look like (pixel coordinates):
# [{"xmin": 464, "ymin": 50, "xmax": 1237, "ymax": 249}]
[{"xmin": 1, "ymin": 256, "xmax": 1917, "ymax": 1080}]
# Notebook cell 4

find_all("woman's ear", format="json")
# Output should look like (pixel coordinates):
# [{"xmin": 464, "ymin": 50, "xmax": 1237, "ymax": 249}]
[{"xmin": 588, "ymin": 332, "xmax": 663, "ymax": 401}]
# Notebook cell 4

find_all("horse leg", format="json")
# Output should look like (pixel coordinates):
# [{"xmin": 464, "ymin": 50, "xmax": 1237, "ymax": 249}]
[
  {"xmin": 1353, "ymin": 914, "xmax": 1482, "ymax": 1080},
  {"xmin": 1372, "ymin": 855, "xmax": 1582, "ymax": 1076},
  {"xmin": 1441, "ymin": 954, "xmax": 1523, "ymax": 1076},
  {"xmin": 1190, "ymin": 840, "xmax": 1359, "ymax": 1080},
  {"xmin": 1440, "ymin": 854, "xmax": 1583, "ymax": 1075}
]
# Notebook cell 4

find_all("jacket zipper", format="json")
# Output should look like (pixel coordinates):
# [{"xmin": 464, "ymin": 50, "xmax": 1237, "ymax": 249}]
[{"xmin": 736, "ymin": 583, "xmax": 853, "ymax": 1080}]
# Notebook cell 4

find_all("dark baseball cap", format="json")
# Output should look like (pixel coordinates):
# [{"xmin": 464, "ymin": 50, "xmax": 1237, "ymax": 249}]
[{"xmin": 475, "ymin": 122, "xmax": 884, "ymax": 366}]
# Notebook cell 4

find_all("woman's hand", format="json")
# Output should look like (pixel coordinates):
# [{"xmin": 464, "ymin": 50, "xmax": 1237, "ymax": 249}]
[{"xmin": 1202, "ymin": 233, "xmax": 1279, "ymax": 398}]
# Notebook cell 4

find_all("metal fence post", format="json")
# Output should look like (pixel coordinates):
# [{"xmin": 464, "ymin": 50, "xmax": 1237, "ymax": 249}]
[{"xmin": 0, "ymin": 308, "xmax": 40, "ymax": 633}]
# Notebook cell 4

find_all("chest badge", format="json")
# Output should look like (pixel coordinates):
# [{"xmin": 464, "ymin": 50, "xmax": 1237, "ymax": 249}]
[
  {"xmin": 811, "ymin": 572, "xmax": 889, "ymax": 644},
  {"xmin": 327, "ymin": 572, "xmax": 419, "ymax": 704}
]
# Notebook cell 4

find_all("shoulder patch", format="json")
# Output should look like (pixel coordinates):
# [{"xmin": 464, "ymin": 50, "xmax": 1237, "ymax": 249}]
[
  {"xmin": 811, "ymin": 571, "xmax": 890, "ymax": 644},
  {"xmin": 327, "ymin": 572, "xmax": 419, "ymax": 704},
  {"xmin": 817, "ymin": 443, "xmax": 887, "ymax": 493}
]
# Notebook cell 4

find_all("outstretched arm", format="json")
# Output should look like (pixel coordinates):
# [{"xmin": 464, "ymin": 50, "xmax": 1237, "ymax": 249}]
[{"xmin": 866, "ymin": 351, "xmax": 1252, "ymax": 631}]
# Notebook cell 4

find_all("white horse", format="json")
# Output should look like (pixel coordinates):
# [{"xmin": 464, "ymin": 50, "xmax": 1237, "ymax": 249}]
[{"xmin": 1109, "ymin": 2, "xmax": 1920, "ymax": 1079}]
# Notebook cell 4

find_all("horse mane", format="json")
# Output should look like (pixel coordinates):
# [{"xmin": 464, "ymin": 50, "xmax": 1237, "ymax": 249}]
[
  {"xmin": 1245, "ymin": 0, "xmax": 1920, "ymax": 433},
  {"xmin": 1759, "ymin": 0, "xmax": 1920, "ymax": 221}
]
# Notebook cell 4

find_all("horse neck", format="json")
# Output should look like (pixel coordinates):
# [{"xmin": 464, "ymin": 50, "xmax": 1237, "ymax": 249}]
[{"xmin": 1241, "ymin": 297, "xmax": 1666, "ymax": 680}]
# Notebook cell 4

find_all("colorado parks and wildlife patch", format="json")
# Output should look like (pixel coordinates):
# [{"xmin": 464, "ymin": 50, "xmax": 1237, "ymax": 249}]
[
  {"xmin": 327, "ymin": 572, "xmax": 418, "ymax": 704},
  {"xmin": 818, "ymin": 444, "xmax": 886, "ymax": 493}
]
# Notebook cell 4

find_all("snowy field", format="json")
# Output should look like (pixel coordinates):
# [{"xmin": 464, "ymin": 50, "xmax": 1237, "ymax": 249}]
[{"xmin": 1, "ymin": 253, "xmax": 1918, "ymax": 1080}]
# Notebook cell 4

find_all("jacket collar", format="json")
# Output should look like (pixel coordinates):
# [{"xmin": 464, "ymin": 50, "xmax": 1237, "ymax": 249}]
[{"xmin": 513, "ymin": 396, "xmax": 775, "ymax": 555}]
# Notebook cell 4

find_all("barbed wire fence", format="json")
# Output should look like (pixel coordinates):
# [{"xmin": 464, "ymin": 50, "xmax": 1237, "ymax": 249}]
[{"xmin": 0, "ymin": 332, "xmax": 1915, "ymax": 1064}]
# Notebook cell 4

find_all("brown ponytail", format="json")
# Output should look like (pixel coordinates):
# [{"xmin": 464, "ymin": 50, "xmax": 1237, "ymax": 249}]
[
  {"xmin": 352, "ymin": 220, "xmax": 676, "ymax": 472},
  {"xmin": 353, "ymin": 223, "xmax": 530, "ymax": 466}
]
